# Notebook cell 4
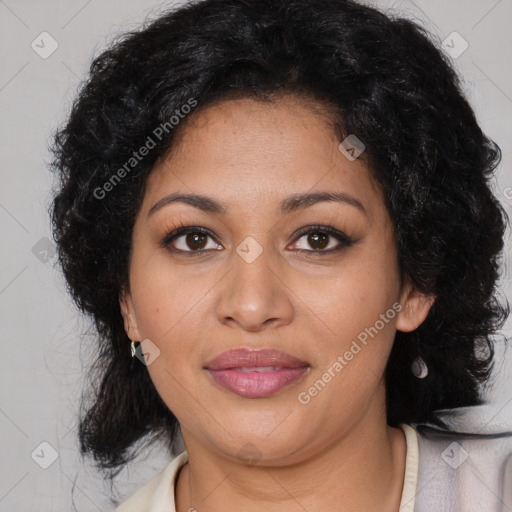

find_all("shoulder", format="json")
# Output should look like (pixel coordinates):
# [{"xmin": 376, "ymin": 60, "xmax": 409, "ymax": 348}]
[
  {"xmin": 411, "ymin": 411, "xmax": 512, "ymax": 512},
  {"xmin": 115, "ymin": 451, "xmax": 188, "ymax": 512}
]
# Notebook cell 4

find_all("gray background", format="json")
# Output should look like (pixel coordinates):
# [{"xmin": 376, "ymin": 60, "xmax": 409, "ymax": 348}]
[{"xmin": 1, "ymin": 0, "xmax": 511, "ymax": 510}]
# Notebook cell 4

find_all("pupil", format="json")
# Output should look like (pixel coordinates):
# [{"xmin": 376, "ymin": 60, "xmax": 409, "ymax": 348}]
[
  {"xmin": 308, "ymin": 232, "xmax": 328, "ymax": 250},
  {"xmin": 187, "ymin": 233, "xmax": 207, "ymax": 250}
]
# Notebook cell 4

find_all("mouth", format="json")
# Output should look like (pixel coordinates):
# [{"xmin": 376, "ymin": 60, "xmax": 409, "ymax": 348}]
[{"xmin": 204, "ymin": 348, "xmax": 310, "ymax": 398}]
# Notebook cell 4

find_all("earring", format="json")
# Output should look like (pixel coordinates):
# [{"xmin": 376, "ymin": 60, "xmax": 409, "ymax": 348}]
[
  {"xmin": 130, "ymin": 340, "xmax": 141, "ymax": 358},
  {"xmin": 411, "ymin": 356, "xmax": 428, "ymax": 379}
]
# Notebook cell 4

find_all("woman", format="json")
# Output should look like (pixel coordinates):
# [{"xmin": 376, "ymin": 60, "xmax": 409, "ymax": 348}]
[{"xmin": 49, "ymin": 0, "xmax": 512, "ymax": 510}]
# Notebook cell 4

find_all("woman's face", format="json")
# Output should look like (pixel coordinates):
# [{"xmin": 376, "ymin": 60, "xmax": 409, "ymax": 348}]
[{"xmin": 120, "ymin": 95, "xmax": 432, "ymax": 465}]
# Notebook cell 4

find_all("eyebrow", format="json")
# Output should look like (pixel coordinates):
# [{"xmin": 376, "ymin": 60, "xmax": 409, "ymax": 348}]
[{"xmin": 148, "ymin": 191, "xmax": 367, "ymax": 217}]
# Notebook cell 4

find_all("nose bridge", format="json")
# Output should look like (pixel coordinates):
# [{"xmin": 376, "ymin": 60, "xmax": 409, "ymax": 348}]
[
  {"xmin": 231, "ymin": 234, "xmax": 276, "ymax": 304},
  {"xmin": 215, "ymin": 234, "xmax": 294, "ymax": 330}
]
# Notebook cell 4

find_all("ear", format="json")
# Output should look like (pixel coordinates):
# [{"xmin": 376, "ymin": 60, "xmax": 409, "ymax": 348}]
[
  {"xmin": 395, "ymin": 280, "xmax": 435, "ymax": 332},
  {"xmin": 119, "ymin": 286, "xmax": 143, "ymax": 341}
]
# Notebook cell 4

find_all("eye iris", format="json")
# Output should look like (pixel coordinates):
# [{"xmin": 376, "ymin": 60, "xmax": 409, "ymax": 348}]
[
  {"xmin": 308, "ymin": 232, "xmax": 329, "ymax": 250},
  {"xmin": 186, "ymin": 233, "xmax": 207, "ymax": 250}
]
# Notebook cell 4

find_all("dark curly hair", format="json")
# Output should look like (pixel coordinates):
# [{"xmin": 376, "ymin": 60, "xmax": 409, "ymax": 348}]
[{"xmin": 49, "ymin": 0, "xmax": 510, "ymax": 479}]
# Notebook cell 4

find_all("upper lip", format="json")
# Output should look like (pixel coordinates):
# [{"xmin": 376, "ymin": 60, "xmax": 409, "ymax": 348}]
[{"xmin": 205, "ymin": 348, "xmax": 310, "ymax": 370}]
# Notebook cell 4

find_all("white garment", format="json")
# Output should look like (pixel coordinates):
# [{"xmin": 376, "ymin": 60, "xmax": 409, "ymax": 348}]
[
  {"xmin": 413, "ymin": 423, "xmax": 512, "ymax": 511},
  {"xmin": 115, "ymin": 421, "xmax": 512, "ymax": 511}
]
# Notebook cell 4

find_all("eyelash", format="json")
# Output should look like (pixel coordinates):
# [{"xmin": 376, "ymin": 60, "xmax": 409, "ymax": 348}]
[{"xmin": 160, "ymin": 222, "xmax": 355, "ymax": 255}]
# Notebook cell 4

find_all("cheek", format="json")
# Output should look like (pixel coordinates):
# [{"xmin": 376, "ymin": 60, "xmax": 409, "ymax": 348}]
[
  {"xmin": 128, "ymin": 252, "xmax": 216, "ymax": 408},
  {"xmin": 288, "ymin": 250, "xmax": 401, "ymax": 398},
  {"xmin": 128, "ymin": 244, "xmax": 211, "ymax": 340},
  {"xmin": 294, "ymin": 253, "xmax": 399, "ymax": 343}
]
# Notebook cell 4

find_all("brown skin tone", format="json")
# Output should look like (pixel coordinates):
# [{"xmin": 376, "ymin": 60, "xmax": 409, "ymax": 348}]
[{"xmin": 119, "ymin": 95, "xmax": 434, "ymax": 512}]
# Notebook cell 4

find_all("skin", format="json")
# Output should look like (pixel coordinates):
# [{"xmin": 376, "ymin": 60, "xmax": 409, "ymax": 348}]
[{"xmin": 119, "ymin": 94, "xmax": 434, "ymax": 512}]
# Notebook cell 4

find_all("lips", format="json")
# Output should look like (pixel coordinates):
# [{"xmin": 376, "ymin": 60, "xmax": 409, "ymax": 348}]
[
  {"xmin": 205, "ymin": 348, "xmax": 310, "ymax": 398},
  {"xmin": 205, "ymin": 347, "xmax": 309, "ymax": 370}
]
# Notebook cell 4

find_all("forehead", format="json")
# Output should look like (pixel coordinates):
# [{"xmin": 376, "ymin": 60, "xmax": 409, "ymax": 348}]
[{"xmin": 143, "ymin": 95, "xmax": 383, "ymax": 218}]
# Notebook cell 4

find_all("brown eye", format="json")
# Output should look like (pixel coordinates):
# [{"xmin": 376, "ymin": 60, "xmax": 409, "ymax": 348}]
[
  {"xmin": 307, "ymin": 232, "xmax": 329, "ymax": 250},
  {"xmin": 161, "ymin": 227, "xmax": 223, "ymax": 253},
  {"xmin": 291, "ymin": 225, "xmax": 355, "ymax": 253},
  {"xmin": 185, "ymin": 233, "xmax": 208, "ymax": 250}
]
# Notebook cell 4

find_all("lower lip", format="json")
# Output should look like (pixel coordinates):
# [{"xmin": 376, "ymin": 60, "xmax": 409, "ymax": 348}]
[{"xmin": 206, "ymin": 367, "xmax": 309, "ymax": 398}]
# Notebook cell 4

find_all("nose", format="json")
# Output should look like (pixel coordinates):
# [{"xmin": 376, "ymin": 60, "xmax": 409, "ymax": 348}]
[{"xmin": 215, "ymin": 240, "xmax": 294, "ymax": 332}]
